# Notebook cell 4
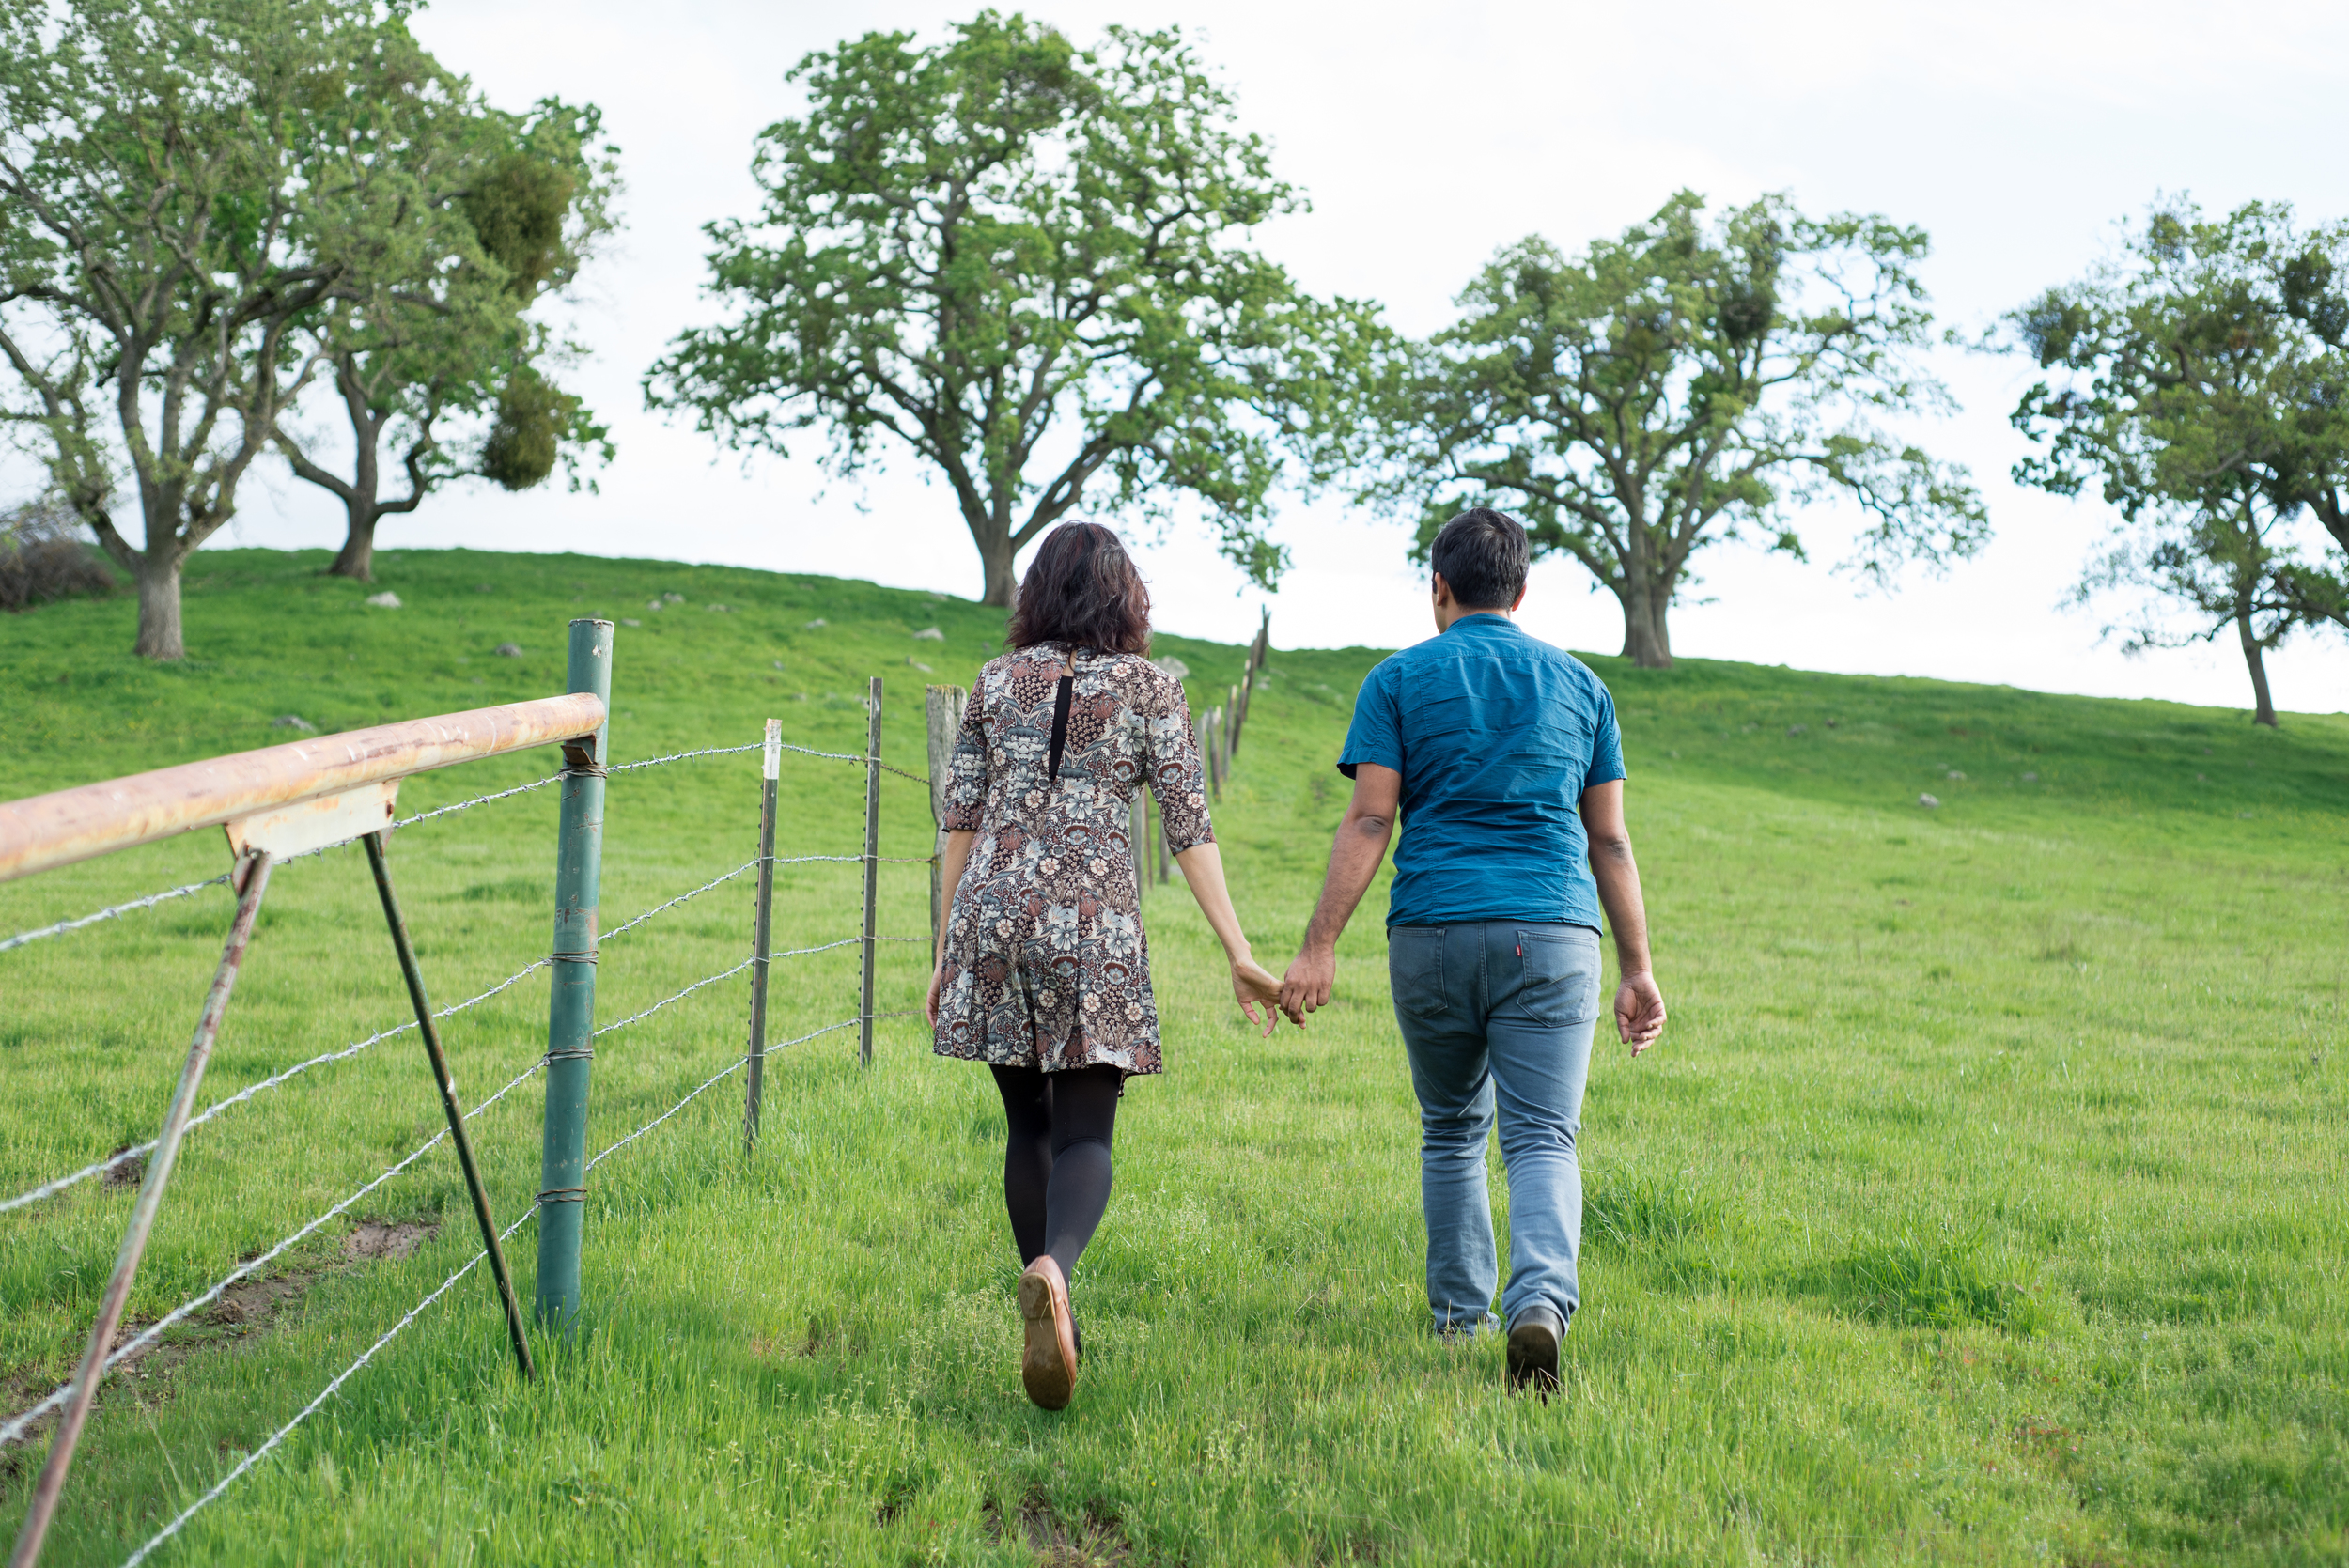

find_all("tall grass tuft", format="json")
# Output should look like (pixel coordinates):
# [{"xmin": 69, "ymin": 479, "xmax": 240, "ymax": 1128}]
[{"xmin": 1817, "ymin": 1228, "xmax": 2043, "ymax": 1334}]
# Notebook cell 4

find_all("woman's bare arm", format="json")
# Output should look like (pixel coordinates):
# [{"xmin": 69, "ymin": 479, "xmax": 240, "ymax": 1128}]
[
  {"xmin": 925, "ymin": 829, "xmax": 979, "ymax": 1027},
  {"xmin": 1173, "ymin": 842, "xmax": 1283, "ymax": 1037}
]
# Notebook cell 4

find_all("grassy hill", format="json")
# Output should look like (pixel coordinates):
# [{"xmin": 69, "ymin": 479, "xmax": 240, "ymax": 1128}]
[{"xmin": 1, "ymin": 547, "xmax": 2344, "ymax": 1566}]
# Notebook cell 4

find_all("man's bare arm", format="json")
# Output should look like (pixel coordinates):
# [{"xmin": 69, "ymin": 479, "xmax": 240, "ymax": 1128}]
[
  {"xmin": 1579, "ymin": 779, "xmax": 1665, "ymax": 1054},
  {"xmin": 1278, "ymin": 763, "xmax": 1401, "ymax": 1022}
]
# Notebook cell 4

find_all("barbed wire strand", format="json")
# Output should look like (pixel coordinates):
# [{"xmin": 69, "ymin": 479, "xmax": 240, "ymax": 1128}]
[
  {"xmin": 391, "ymin": 774, "xmax": 563, "ymax": 830},
  {"xmin": 583, "ymin": 1018, "xmax": 859, "ymax": 1176},
  {"xmin": 607, "ymin": 743, "xmax": 761, "ymax": 773},
  {"xmin": 591, "ymin": 959, "xmax": 752, "ymax": 1039},
  {"xmin": 772, "ymin": 739, "xmax": 930, "ymax": 786},
  {"xmin": 0, "ymin": 958, "xmax": 551, "ymax": 1218},
  {"xmin": 117, "ymin": 1199, "xmax": 540, "ymax": 1568},
  {"xmin": 0, "ymin": 874, "xmax": 235, "ymax": 957},
  {"xmin": 112, "ymin": 1008, "xmax": 867, "ymax": 1565},
  {"xmin": 767, "ymin": 936, "xmax": 862, "ymax": 961},
  {"xmin": 0, "ymin": 1055, "xmax": 545, "ymax": 1452},
  {"xmin": 3, "ymin": 731, "xmax": 920, "ymax": 960},
  {"xmin": 599, "ymin": 862, "xmax": 757, "ymax": 943},
  {"xmin": 0, "ymin": 846, "xmax": 872, "ymax": 1217}
]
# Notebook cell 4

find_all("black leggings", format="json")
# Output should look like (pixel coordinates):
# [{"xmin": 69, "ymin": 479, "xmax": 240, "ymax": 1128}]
[{"xmin": 989, "ymin": 1063, "xmax": 1121, "ymax": 1285}]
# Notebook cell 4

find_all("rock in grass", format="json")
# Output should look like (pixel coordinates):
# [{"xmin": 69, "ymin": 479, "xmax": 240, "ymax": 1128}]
[
  {"xmin": 494, "ymin": 643, "xmax": 522, "ymax": 658},
  {"xmin": 2022, "ymin": 771, "xmax": 2038, "ymax": 782},
  {"xmin": 1918, "ymin": 793, "xmax": 1941, "ymax": 809},
  {"xmin": 908, "ymin": 657, "xmax": 933, "ymax": 672},
  {"xmin": 804, "ymin": 617, "xmax": 827, "ymax": 629},
  {"xmin": 1946, "ymin": 769, "xmax": 1966, "ymax": 781},
  {"xmin": 1152, "ymin": 656, "xmax": 1190, "ymax": 678},
  {"xmin": 912, "ymin": 626, "xmax": 944, "ymax": 641},
  {"xmin": 365, "ymin": 591, "xmax": 401, "ymax": 609},
  {"xmin": 272, "ymin": 715, "xmax": 318, "ymax": 733}
]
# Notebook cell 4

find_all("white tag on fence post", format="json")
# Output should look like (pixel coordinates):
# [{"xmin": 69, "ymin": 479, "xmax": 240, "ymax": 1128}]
[{"xmin": 762, "ymin": 718, "xmax": 782, "ymax": 782}]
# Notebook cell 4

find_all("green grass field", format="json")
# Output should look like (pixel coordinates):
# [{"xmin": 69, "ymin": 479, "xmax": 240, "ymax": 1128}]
[{"xmin": 1, "ymin": 546, "xmax": 2344, "ymax": 1566}]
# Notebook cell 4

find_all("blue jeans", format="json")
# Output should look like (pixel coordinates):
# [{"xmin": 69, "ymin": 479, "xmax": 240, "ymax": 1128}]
[{"xmin": 1388, "ymin": 921, "xmax": 1602, "ymax": 1334}]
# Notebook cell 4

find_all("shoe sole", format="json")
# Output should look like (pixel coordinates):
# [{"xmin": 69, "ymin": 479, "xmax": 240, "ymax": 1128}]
[
  {"xmin": 1506, "ymin": 1319, "xmax": 1561, "ymax": 1398},
  {"xmin": 1019, "ymin": 1263, "xmax": 1077, "ymax": 1411}
]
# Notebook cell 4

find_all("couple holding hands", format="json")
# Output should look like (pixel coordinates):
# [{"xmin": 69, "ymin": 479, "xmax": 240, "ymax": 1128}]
[{"xmin": 925, "ymin": 511, "xmax": 1667, "ymax": 1411}]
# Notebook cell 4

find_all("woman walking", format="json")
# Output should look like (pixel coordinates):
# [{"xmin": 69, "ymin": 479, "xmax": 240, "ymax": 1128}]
[{"xmin": 926, "ymin": 522, "xmax": 1282, "ymax": 1411}]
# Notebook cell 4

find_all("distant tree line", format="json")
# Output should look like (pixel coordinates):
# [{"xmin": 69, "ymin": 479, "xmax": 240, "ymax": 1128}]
[
  {"xmin": 8, "ymin": 4, "xmax": 2344, "ymax": 724},
  {"xmin": 651, "ymin": 14, "xmax": 1990, "ymax": 666},
  {"xmin": 0, "ymin": 0, "xmax": 614, "ymax": 657},
  {"xmin": 657, "ymin": 12, "xmax": 2348, "ymax": 721}
]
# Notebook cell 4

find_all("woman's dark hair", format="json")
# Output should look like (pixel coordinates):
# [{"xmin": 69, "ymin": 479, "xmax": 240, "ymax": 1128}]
[
  {"xmin": 1004, "ymin": 522, "xmax": 1151, "ymax": 655},
  {"xmin": 1429, "ymin": 507, "xmax": 1530, "ymax": 610}
]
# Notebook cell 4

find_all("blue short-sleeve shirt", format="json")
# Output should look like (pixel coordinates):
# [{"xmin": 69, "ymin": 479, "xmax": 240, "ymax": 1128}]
[{"xmin": 1339, "ymin": 613, "xmax": 1626, "ymax": 929}]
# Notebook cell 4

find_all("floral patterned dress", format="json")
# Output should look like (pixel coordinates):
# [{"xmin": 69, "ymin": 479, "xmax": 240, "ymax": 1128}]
[{"xmin": 933, "ymin": 643, "xmax": 1213, "ymax": 1075}]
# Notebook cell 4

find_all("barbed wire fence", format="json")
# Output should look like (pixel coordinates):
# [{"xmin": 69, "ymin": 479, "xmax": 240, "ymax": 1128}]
[{"xmin": 0, "ymin": 646, "xmax": 941, "ymax": 1566}]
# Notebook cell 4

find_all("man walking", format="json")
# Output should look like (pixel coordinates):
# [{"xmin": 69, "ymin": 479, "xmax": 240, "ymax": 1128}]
[{"xmin": 1278, "ymin": 508, "xmax": 1666, "ymax": 1394}]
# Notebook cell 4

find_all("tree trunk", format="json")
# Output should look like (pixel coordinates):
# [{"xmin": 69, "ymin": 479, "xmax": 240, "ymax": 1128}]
[
  {"xmin": 1617, "ymin": 583, "xmax": 1673, "ymax": 669},
  {"xmin": 132, "ymin": 551, "xmax": 187, "ymax": 661},
  {"xmin": 328, "ymin": 503, "xmax": 379, "ymax": 582},
  {"xmin": 978, "ymin": 526, "xmax": 1018, "ymax": 608},
  {"xmin": 2237, "ymin": 606, "xmax": 2278, "ymax": 727}
]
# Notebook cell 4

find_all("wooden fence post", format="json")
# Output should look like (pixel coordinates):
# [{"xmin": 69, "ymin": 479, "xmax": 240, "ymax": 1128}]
[{"xmin": 926, "ymin": 685, "xmax": 966, "ymax": 949}]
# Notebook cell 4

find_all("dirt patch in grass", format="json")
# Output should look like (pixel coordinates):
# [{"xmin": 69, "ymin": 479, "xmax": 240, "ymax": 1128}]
[
  {"xmin": 0, "ymin": 1215, "xmax": 443, "ymax": 1455},
  {"xmin": 342, "ymin": 1219, "xmax": 437, "ymax": 1262},
  {"xmin": 986, "ymin": 1491, "xmax": 1130, "ymax": 1565}
]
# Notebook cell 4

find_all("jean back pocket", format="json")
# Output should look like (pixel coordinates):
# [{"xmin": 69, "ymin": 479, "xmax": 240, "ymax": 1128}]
[
  {"xmin": 1509, "ymin": 925, "xmax": 1600, "ymax": 1027},
  {"xmin": 1388, "ymin": 924, "xmax": 1448, "ymax": 1020}
]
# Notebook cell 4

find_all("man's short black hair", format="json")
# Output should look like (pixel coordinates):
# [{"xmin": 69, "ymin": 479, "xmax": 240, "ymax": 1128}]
[{"xmin": 1429, "ymin": 507, "xmax": 1530, "ymax": 610}]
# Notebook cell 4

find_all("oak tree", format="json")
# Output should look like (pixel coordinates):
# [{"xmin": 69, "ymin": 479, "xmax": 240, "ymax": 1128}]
[
  {"xmin": 274, "ymin": 67, "xmax": 616, "ymax": 582},
  {"xmin": 2007, "ymin": 199, "xmax": 2349, "ymax": 726},
  {"xmin": 1356, "ymin": 192, "xmax": 1986, "ymax": 668},
  {"xmin": 0, "ymin": 0, "xmax": 376, "ymax": 658},
  {"xmin": 648, "ymin": 13, "xmax": 1353, "ymax": 605}
]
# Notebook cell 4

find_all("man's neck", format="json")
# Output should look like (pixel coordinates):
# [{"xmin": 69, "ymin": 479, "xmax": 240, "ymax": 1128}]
[{"xmin": 1436, "ymin": 607, "xmax": 1512, "ymax": 634}]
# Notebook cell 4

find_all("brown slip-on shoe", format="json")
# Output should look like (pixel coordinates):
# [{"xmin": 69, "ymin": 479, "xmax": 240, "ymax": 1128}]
[
  {"xmin": 1018, "ymin": 1257, "xmax": 1079, "ymax": 1411},
  {"xmin": 1506, "ymin": 1305, "xmax": 1563, "ymax": 1400}
]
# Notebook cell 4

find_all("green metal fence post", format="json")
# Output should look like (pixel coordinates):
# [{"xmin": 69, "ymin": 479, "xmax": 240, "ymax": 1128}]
[{"xmin": 536, "ymin": 618, "xmax": 613, "ymax": 1333}]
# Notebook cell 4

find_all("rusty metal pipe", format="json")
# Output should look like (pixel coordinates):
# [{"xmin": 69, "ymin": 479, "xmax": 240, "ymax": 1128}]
[
  {"xmin": 8, "ymin": 850, "xmax": 273, "ymax": 1568},
  {"xmin": 0, "ymin": 693, "xmax": 606, "ymax": 886},
  {"xmin": 361, "ymin": 831, "xmax": 536, "ymax": 1381}
]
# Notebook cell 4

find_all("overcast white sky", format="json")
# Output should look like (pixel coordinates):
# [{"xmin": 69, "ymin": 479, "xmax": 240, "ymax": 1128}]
[{"xmin": 212, "ymin": 1, "xmax": 2349, "ymax": 711}]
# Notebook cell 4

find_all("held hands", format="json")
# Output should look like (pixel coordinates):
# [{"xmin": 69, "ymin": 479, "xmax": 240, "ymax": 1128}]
[
  {"xmin": 1231, "ymin": 953, "xmax": 1284, "ymax": 1038},
  {"xmin": 1277, "ymin": 944, "xmax": 1336, "ymax": 1026},
  {"xmin": 929, "ymin": 952, "xmax": 1286, "ymax": 1041},
  {"xmin": 1615, "ymin": 970, "xmax": 1666, "ymax": 1055}
]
